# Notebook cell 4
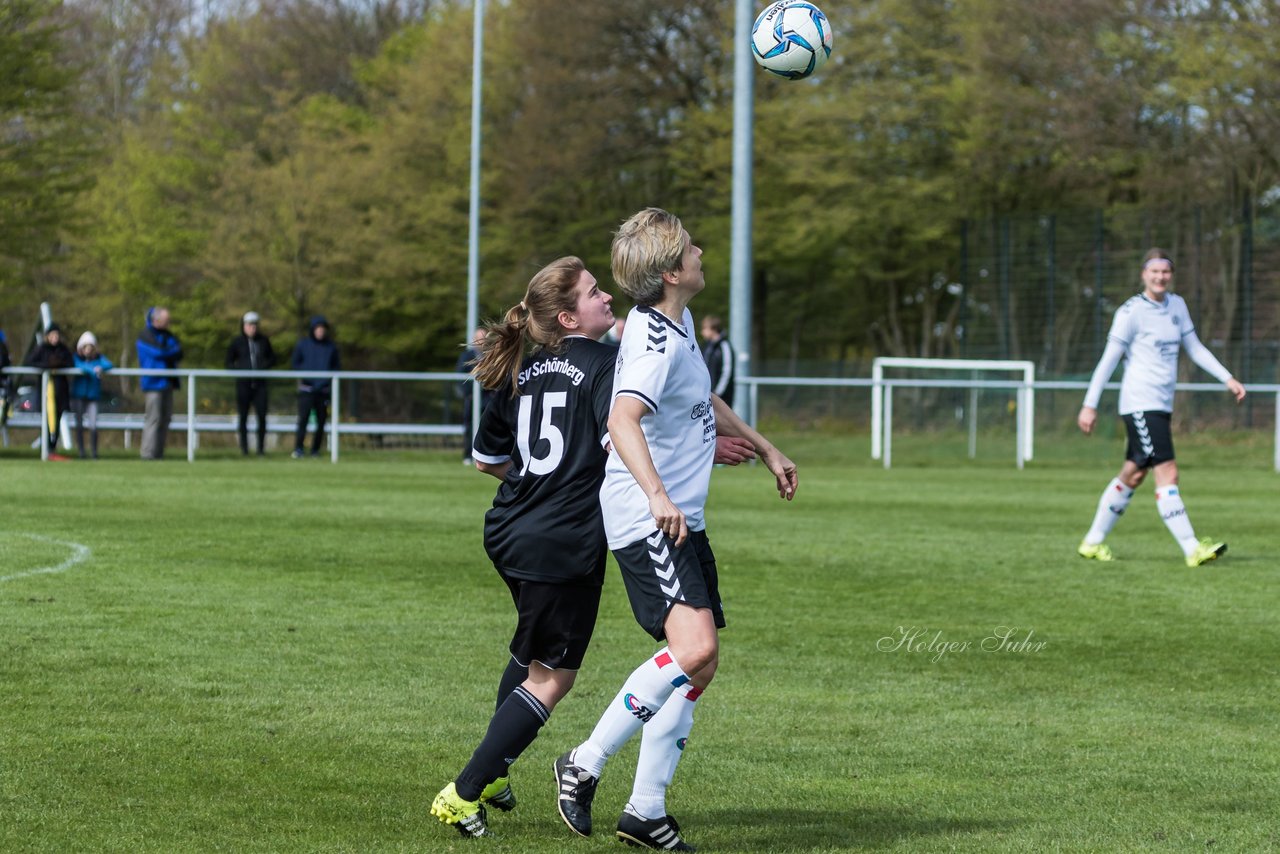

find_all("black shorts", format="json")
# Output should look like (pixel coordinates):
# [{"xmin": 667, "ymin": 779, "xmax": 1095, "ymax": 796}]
[
  {"xmin": 1123, "ymin": 410, "xmax": 1175, "ymax": 468},
  {"xmin": 500, "ymin": 573, "xmax": 602, "ymax": 671},
  {"xmin": 612, "ymin": 529, "xmax": 725, "ymax": 642}
]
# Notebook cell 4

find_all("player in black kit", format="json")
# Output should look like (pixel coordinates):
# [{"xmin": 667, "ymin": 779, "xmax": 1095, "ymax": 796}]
[{"xmin": 430, "ymin": 256, "xmax": 620, "ymax": 838}]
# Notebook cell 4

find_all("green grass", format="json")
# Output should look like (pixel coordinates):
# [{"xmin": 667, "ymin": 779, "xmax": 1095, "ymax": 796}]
[{"xmin": 1, "ymin": 434, "xmax": 1277, "ymax": 852}]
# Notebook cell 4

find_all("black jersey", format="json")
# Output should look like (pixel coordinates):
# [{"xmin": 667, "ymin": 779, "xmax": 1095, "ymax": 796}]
[{"xmin": 472, "ymin": 336, "xmax": 618, "ymax": 583}]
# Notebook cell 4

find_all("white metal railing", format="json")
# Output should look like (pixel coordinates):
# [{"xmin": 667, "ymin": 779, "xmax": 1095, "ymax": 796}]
[
  {"xmin": 740, "ymin": 375, "xmax": 1280, "ymax": 472},
  {"xmin": 6, "ymin": 367, "xmax": 1278, "ymax": 470},
  {"xmin": 2, "ymin": 367, "xmax": 469, "ymax": 462}
]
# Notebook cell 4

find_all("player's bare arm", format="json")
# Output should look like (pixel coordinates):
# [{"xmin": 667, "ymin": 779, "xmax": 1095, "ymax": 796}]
[
  {"xmin": 1077, "ymin": 406, "xmax": 1098, "ymax": 434},
  {"xmin": 1226, "ymin": 378, "xmax": 1246, "ymax": 402},
  {"xmin": 711, "ymin": 394, "xmax": 798, "ymax": 500},
  {"xmin": 475, "ymin": 460, "xmax": 511, "ymax": 480},
  {"xmin": 608, "ymin": 395, "xmax": 688, "ymax": 545}
]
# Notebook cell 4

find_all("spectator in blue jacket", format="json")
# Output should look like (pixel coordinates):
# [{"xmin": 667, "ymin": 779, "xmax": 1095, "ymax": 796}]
[
  {"xmin": 73, "ymin": 332, "xmax": 113, "ymax": 459},
  {"xmin": 135, "ymin": 307, "xmax": 183, "ymax": 460},
  {"xmin": 290, "ymin": 315, "xmax": 340, "ymax": 458}
]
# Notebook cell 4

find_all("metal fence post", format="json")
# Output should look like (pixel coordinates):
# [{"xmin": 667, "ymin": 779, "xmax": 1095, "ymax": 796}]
[
  {"xmin": 871, "ymin": 363, "xmax": 883, "ymax": 460},
  {"xmin": 883, "ymin": 384, "xmax": 893, "ymax": 470},
  {"xmin": 187, "ymin": 374, "xmax": 197, "ymax": 462},
  {"xmin": 40, "ymin": 370, "xmax": 50, "ymax": 461},
  {"xmin": 331, "ymin": 377, "xmax": 340, "ymax": 463}
]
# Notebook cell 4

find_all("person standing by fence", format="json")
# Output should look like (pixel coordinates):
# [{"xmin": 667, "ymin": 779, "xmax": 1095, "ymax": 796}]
[
  {"xmin": 699, "ymin": 314, "xmax": 735, "ymax": 408},
  {"xmin": 136, "ymin": 307, "xmax": 183, "ymax": 461},
  {"xmin": 72, "ymin": 332, "xmax": 112, "ymax": 459},
  {"xmin": 226, "ymin": 311, "xmax": 277, "ymax": 456},
  {"xmin": 1076, "ymin": 248, "xmax": 1246, "ymax": 567},
  {"xmin": 26, "ymin": 323, "xmax": 75, "ymax": 461},
  {"xmin": 0, "ymin": 329, "xmax": 12, "ymax": 427},
  {"xmin": 291, "ymin": 315, "xmax": 340, "ymax": 459}
]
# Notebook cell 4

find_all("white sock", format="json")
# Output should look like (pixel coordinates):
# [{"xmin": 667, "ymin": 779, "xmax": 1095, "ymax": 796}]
[
  {"xmin": 571, "ymin": 649, "xmax": 690, "ymax": 778},
  {"xmin": 627, "ymin": 681, "xmax": 702, "ymax": 820},
  {"xmin": 1155, "ymin": 485, "xmax": 1199, "ymax": 556},
  {"xmin": 1084, "ymin": 477, "xmax": 1134, "ymax": 544}
]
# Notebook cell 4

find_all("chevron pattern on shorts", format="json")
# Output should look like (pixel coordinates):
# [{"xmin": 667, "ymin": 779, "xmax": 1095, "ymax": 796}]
[
  {"xmin": 1133, "ymin": 412, "xmax": 1155, "ymax": 457},
  {"xmin": 645, "ymin": 531, "xmax": 685, "ymax": 603}
]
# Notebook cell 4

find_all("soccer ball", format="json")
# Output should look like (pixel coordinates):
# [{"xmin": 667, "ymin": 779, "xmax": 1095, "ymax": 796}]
[{"xmin": 751, "ymin": 2, "xmax": 833, "ymax": 80}]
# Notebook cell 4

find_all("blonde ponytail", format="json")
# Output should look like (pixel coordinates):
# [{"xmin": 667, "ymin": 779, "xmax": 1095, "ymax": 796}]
[
  {"xmin": 471, "ymin": 256, "xmax": 586, "ymax": 394},
  {"xmin": 472, "ymin": 303, "xmax": 531, "ymax": 392}
]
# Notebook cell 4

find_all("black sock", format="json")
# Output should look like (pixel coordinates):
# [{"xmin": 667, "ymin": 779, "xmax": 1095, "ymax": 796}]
[
  {"xmin": 496, "ymin": 657, "xmax": 526, "ymax": 713},
  {"xmin": 455, "ymin": 685, "xmax": 549, "ymax": 801}
]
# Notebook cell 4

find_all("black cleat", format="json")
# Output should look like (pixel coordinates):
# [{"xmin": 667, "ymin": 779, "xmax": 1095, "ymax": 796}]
[
  {"xmin": 554, "ymin": 751, "xmax": 598, "ymax": 837},
  {"xmin": 616, "ymin": 811, "xmax": 695, "ymax": 851}
]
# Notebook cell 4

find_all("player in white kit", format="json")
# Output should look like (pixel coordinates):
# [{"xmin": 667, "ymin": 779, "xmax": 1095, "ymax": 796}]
[
  {"xmin": 554, "ymin": 208, "xmax": 798, "ymax": 851},
  {"xmin": 1076, "ymin": 248, "xmax": 1246, "ymax": 567}
]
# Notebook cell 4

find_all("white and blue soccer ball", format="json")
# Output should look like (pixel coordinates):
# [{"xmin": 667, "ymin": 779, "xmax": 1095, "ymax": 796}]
[{"xmin": 751, "ymin": 2, "xmax": 833, "ymax": 80}]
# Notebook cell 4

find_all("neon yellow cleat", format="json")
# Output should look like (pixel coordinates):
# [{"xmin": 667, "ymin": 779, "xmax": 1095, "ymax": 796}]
[
  {"xmin": 481, "ymin": 776, "xmax": 516, "ymax": 811},
  {"xmin": 1077, "ymin": 541, "xmax": 1114, "ymax": 562},
  {"xmin": 430, "ymin": 782, "xmax": 490, "ymax": 838},
  {"xmin": 1186, "ymin": 539, "xmax": 1227, "ymax": 567}
]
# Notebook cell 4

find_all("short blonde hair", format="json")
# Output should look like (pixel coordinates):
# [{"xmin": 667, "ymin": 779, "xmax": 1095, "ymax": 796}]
[{"xmin": 610, "ymin": 208, "xmax": 686, "ymax": 306}]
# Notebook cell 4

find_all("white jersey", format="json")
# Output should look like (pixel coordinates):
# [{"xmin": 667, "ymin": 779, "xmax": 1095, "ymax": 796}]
[
  {"xmin": 600, "ymin": 305, "xmax": 716, "ymax": 549},
  {"xmin": 1084, "ymin": 292, "xmax": 1233, "ymax": 414}
]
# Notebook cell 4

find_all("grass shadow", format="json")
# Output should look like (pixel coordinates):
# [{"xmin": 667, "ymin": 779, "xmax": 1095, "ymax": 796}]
[{"xmin": 690, "ymin": 806, "xmax": 1018, "ymax": 852}]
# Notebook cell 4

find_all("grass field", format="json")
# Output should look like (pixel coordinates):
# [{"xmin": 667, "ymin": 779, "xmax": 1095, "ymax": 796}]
[{"xmin": 2, "ymin": 432, "xmax": 1277, "ymax": 852}]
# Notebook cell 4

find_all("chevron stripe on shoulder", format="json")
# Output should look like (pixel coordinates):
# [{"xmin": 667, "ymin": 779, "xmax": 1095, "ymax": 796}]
[{"xmin": 646, "ymin": 315, "xmax": 669, "ymax": 353}]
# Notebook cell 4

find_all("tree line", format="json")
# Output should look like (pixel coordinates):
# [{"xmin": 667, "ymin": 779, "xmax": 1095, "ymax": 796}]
[{"xmin": 3, "ymin": 0, "xmax": 1278, "ymax": 375}]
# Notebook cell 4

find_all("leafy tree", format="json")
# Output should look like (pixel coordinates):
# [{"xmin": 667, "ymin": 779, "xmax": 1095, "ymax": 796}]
[{"xmin": 0, "ymin": 0, "xmax": 96, "ymax": 307}]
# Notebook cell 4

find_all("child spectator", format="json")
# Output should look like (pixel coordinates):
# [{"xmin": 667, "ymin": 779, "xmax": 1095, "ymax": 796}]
[{"xmin": 73, "ymin": 331, "xmax": 113, "ymax": 459}]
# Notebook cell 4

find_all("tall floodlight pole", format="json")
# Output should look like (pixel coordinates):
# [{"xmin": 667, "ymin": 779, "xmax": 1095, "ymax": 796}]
[
  {"xmin": 466, "ymin": 0, "xmax": 485, "ymax": 444},
  {"xmin": 730, "ymin": 0, "xmax": 755, "ymax": 422}
]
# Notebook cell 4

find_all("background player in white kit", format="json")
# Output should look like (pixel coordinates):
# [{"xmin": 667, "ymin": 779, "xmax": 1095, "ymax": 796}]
[
  {"xmin": 1076, "ymin": 248, "xmax": 1246, "ymax": 567},
  {"xmin": 555, "ymin": 208, "xmax": 798, "ymax": 851}
]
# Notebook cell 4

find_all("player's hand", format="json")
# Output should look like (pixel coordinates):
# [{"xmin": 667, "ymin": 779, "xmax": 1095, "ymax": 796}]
[
  {"xmin": 1227, "ymin": 378, "xmax": 1246, "ymax": 403},
  {"xmin": 713, "ymin": 436, "xmax": 755, "ymax": 466},
  {"xmin": 761, "ymin": 448, "xmax": 798, "ymax": 501},
  {"xmin": 649, "ymin": 493, "xmax": 688, "ymax": 547},
  {"xmin": 1077, "ymin": 406, "xmax": 1097, "ymax": 435}
]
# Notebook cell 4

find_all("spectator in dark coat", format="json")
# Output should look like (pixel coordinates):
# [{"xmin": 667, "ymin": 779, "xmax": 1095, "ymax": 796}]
[
  {"xmin": 26, "ymin": 324, "xmax": 76, "ymax": 460},
  {"xmin": 0, "ymin": 330, "xmax": 11, "ymax": 424},
  {"xmin": 226, "ymin": 311, "xmax": 277, "ymax": 456},
  {"xmin": 290, "ymin": 315, "xmax": 340, "ymax": 458},
  {"xmin": 700, "ymin": 314, "xmax": 736, "ymax": 408}
]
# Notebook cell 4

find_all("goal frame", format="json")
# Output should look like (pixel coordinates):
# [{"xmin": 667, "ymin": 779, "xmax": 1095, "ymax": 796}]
[{"xmin": 871, "ymin": 357, "xmax": 1036, "ymax": 469}]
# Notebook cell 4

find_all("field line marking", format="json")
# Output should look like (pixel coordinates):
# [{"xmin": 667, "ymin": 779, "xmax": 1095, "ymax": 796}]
[{"xmin": 0, "ymin": 534, "xmax": 92, "ymax": 583}]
